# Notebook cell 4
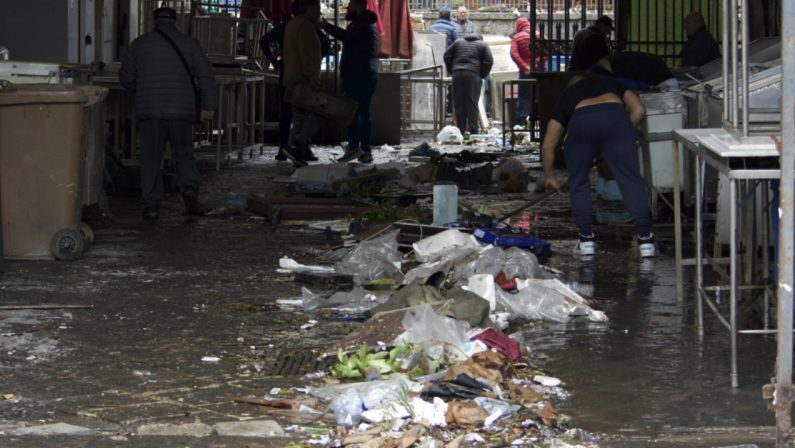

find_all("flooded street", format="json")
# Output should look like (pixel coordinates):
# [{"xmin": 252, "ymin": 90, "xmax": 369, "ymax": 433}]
[{"xmin": 0, "ymin": 151, "xmax": 780, "ymax": 446}]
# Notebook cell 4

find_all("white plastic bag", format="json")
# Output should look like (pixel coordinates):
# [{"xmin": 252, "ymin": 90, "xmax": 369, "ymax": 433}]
[
  {"xmin": 497, "ymin": 279, "xmax": 608, "ymax": 323},
  {"xmin": 436, "ymin": 125, "xmax": 464, "ymax": 145},
  {"xmin": 412, "ymin": 229, "xmax": 481, "ymax": 264},
  {"xmin": 331, "ymin": 388, "xmax": 364, "ymax": 428},
  {"xmin": 400, "ymin": 304, "xmax": 469, "ymax": 360},
  {"xmin": 301, "ymin": 287, "xmax": 388, "ymax": 313}
]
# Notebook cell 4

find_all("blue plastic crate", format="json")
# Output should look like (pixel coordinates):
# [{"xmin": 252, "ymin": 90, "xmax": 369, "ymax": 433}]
[{"xmin": 473, "ymin": 227, "xmax": 551, "ymax": 255}]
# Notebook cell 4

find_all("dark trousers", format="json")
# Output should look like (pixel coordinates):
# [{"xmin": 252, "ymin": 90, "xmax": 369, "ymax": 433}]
[
  {"xmin": 278, "ymin": 76, "xmax": 292, "ymax": 149},
  {"xmin": 516, "ymin": 71, "xmax": 534, "ymax": 127},
  {"xmin": 139, "ymin": 119, "xmax": 201, "ymax": 209},
  {"xmin": 452, "ymin": 70, "xmax": 482, "ymax": 134},
  {"xmin": 564, "ymin": 103, "xmax": 652, "ymax": 238},
  {"xmin": 342, "ymin": 73, "xmax": 378, "ymax": 153}
]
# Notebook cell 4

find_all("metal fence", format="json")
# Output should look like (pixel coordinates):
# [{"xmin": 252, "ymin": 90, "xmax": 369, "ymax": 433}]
[{"xmin": 408, "ymin": 0, "xmax": 613, "ymax": 12}]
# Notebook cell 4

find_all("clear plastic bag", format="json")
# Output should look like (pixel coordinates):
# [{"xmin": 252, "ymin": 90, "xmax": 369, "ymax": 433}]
[
  {"xmin": 501, "ymin": 247, "xmax": 540, "ymax": 280},
  {"xmin": 301, "ymin": 287, "xmax": 388, "ymax": 313},
  {"xmin": 401, "ymin": 304, "xmax": 470, "ymax": 360},
  {"xmin": 497, "ymin": 279, "xmax": 608, "ymax": 323},
  {"xmin": 331, "ymin": 388, "xmax": 364, "ymax": 428},
  {"xmin": 335, "ymin": 230, "xmax": 403, "ymax": 284}
]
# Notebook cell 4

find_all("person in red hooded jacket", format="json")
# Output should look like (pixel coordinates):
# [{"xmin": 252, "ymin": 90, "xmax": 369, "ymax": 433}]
[{"xmin": 509, "ymin": 18, "xmax": 546, "ymax": 128}]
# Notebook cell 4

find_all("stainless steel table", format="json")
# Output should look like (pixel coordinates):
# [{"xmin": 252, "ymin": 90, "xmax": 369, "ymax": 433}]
[{"xmin": 672, "ymin": 128, "xmax": 779, "ymax": 387}]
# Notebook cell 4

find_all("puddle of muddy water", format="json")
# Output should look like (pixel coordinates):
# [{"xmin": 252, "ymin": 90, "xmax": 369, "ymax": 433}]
[{"xmin": 520, "ymin": 234, "xmax": 776, "ymax": 438}]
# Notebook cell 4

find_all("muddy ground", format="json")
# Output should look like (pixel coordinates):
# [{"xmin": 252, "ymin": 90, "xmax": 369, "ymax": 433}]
[{"xmin": 0, "ymin": 146, "xmax": 779, "ymax": 447}]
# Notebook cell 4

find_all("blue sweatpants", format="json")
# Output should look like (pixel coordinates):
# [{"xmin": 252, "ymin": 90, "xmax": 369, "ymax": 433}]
[{"xmin": 563, "ymin": 103, "xmax": 652, "ymax": 238}]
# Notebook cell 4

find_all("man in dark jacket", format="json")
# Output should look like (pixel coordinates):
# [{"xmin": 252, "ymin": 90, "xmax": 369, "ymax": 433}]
[
  {"xmin": 260, "ymin": 3, "xmax": 331, "ymax": 162},
  {"xmin": 444, "ymin": 34, "xmax": 493, "ymax": 135},
  {"xmin": 453, "ymin": 5, "xmax": 475, "ymax": 36},
  {"xmin": 591, "ymin": 51, "xmax": 678, "ymax": 91},
  {"xmin": 325, "ymin": 0, "xmax": 381, "ymax": 163},
  {"xmin": 120, "ymin": 7, "xmax": 217, "ymax": 220},
  {"xmin": 429, "ymin": 9, "xmax": 458, "ymax": 48},
  {"xmin": 568, "ymin": 15, "xmax": 612, "ymax": 71},
  {"xmin": 680, "ymin": 11, "xmax": 721, "ymax": 67}
]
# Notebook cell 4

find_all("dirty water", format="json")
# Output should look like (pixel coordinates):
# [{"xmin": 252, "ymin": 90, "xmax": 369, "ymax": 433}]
[
  {"xmin": 521, "ymin": 231, "xmax": 777, "ymax": 445},
  {"xmin": 0, "ymin": 149, "xmax": 779, "ymax": 446}
]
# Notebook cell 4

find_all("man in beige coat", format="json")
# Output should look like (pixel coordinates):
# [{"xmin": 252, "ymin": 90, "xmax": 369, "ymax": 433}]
[{"xmin": 281, "ymin": 0, "xmax": 323, "ymax": 166}]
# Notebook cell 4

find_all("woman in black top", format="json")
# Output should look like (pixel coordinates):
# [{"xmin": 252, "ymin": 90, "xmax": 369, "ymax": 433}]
[{"xmin": 541, "ymin": 75, "xmax": 656, "ymax": 257}]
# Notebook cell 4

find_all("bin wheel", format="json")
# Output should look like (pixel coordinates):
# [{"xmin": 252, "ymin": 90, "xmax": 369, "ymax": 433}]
[
  {"xmin": 78, "ymin": 222, "xmax": 94, "ymax": 245},
  {"xmin": 50, "ymin": 229, "xmax": 85, "ymax": 261}
]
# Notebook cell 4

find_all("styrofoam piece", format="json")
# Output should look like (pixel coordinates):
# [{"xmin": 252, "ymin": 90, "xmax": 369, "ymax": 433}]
[{"xmin": 412, "ymin": 229, "xmax": 482, "ymax": 263}]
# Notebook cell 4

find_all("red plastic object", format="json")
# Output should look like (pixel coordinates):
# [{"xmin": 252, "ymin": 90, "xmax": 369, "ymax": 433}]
[
  {"xmin": 472, "ymin": 328, "xmax": 523, "ymax": 362},
  {"xmin": 495, "ymin": 271, "xmax": 518, "ymax": 291}
]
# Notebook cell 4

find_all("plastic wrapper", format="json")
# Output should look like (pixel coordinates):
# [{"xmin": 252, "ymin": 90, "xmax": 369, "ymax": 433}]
[
  {"xmin": 497, "ymin": 279, "xmax": 608, "ymax": 323},
  {"xmin": 335, "ymin": 230, "xmax": 403, "ymax": 284},
  {"xmin": 331, "ymin": 388, "xmax": 364, "ymax": 428},
  {"xmin": 412, "ymin": 229, "xmax": 481, "ymax": 264},
  {"xmin": 301, "ymin": 287, "xmax": 388, "ymax": 313},
  {"xmin": 436, "ymin": 125, "xmax": 464, "ymax": 145},
  {"xmin": 501, "ymin": 247, "xmax": 540, "ymax": 279},
  {"xmin": 400, "ymin": 304, "xmax": 469, "ymax": 360}
]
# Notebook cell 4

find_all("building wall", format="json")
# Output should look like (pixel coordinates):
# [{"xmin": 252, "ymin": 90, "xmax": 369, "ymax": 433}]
[{"xmin": 0, "ymin": 1, "xmax": 70, "ymax": 63}]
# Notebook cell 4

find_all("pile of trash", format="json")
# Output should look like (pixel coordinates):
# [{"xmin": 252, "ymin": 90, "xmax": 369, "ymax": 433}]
[{"xmin": 270, "ymin": 227, "xmax": 607, "ymax": 446}]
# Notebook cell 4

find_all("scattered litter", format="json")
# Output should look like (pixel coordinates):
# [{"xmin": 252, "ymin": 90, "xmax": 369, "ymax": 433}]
[
  {"xmin": 201, "ymin": 356, "xmax": 221, "ymax": 363},
  {"xmin": 437, "ymin": 125, "xmax": 464, "ymax": 145},
  {"xmin": 300, "ymin": 320, "xmax": 318, "ymax": 331},
  {"xmin": 278, "ymin": 257, "xmax": 335, "ymax": 274},
  {"xmin": 533, "ymin": 375, "xmax": 562, "ymax": 387}
]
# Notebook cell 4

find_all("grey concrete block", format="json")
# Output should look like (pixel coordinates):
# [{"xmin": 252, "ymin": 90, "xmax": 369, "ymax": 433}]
[
  {"xmin": 12, "ymin": 422, "xmax": 93, "ymax": 436},
  {"xmin": 212, "ymin": 420, "xmax": 284, "ymax": 437},
  {"xmin": 136, "ymin": 422, "xmax": 213, "ymax": 437}
]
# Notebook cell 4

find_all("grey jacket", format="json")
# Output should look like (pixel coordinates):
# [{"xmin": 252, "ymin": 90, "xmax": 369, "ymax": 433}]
[
  {"xmin": 444, "ymin": 34, "xmax": 493, "ymax": 79},
  {"xmin": 120, "ymin": 20, "xmax": 217, "ymax": 121}
]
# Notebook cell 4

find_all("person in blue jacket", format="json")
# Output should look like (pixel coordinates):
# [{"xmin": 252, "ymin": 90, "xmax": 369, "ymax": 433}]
[{"xmin": 429, "ymin": 8, "xmax": 458, "ymax": 48}]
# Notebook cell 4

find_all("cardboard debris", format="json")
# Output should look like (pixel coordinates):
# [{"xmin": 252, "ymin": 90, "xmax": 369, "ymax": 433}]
[{"xmin": 446, "ymin": 400, "xmax": 489, "ymax": 426}]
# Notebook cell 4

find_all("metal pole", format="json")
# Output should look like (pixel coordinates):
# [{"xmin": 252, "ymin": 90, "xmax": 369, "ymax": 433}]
[
  {"xmin": 722, "ymin": 0, "xmax": 729, "ymax": 124},
  {"xmin": 775, "ymin": 0, "xmax": 795, "ymax": 443},
  {"xmin": 730, "ymin": 178, "xmax": 739, "ymax": 388},
  {"xmin": 741, "ymin": 0, "xmax": 749, "ymax": 137},
  {"xmin": 730, "ymin": 0, "xmax": 738, "ymax": 129}
]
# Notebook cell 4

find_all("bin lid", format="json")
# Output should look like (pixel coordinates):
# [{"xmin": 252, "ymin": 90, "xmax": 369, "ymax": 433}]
[{"xmin": 0, "ymin": 83, "xmax": 89, "ymax": 106}]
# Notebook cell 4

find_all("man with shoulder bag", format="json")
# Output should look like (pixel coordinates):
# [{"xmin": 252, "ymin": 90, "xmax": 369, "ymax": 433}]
[{"xmin": 120, "ymin": 7, "xmax": 217, "ymax": 220}]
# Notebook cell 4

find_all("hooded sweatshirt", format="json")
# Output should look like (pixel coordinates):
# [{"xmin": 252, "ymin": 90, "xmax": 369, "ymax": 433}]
[
  {"xmin": 324, "ymin": 10, "xmax": 381, "ymax": 78},
  {"xmin": 443, "ymin": 34, "xmax": 494, "ymax": 79},
  {"xmin": 510, "ymin": 18, "xmax": 548, "ymax": 73}
]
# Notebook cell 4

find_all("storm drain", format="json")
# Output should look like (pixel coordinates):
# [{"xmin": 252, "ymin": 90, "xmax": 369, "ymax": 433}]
[{"xmin": 261, "ymin": 350, "xmax": 336, "ymax": 376}]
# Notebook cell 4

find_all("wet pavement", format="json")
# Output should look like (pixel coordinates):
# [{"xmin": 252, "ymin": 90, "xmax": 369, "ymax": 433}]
[{"xmin": 0, "ymin": 147, "xmax": 779, "ymax": 446}]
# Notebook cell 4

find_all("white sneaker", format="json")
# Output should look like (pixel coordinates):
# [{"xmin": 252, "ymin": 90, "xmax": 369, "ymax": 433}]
[
  {"xmin": 574, "ymin": 234, "xmax": 596, "ymax": 256},
  {"xmin": 638, "ymin": 233, "xmax": 656, "ymax": 258}
]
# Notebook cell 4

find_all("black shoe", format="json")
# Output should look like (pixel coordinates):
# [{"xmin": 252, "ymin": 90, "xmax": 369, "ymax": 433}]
[
  {"xmin": 275, "ymin": 148, "xmax": 288, "ymax": 161},
  {"xmin": 357, "ymin": 152, "xmax": 373, "ymax": 163},
  {"xmin": 143, "ymin": 206, "xmax": 159, "ymax": 221},
  {"xmin": 182, "ymin": 189, "xmax": 204, "ymax": 216},
  {"xmin": 280, "ymin": 146, "xmax": 307, "ymax": 168},
  {"xmin": 304, "ymin": 146, "xmax": 319, "ymax": 162}
]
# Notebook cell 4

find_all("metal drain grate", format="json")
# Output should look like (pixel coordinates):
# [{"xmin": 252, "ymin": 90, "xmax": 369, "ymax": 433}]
[{"xmin": 261, "ymin": 350, "xmax": 336, "ymax": 376}]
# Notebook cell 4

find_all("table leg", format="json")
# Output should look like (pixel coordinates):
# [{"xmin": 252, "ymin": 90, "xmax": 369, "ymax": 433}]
[
  {"xmin": 674, "ymin": 139, "xmax": 684, "ymax": 302},
  {"xmin": 695, "ymin": 153, "xmax": 704, "ymax": 334},
  {"xmin": 730, "ymin": 177, "xmax": 739, "ymax": 388}
]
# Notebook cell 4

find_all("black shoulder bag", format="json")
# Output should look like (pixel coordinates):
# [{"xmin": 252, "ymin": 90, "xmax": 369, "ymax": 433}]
[{"xmin": 155, "ymin": 29, "xmax": 202, "ymax": 123}]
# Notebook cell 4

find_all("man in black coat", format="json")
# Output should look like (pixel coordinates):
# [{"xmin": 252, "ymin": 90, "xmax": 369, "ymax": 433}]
[
  {"xmin": 325, "ymin": 0, "xmax": 381, "ymax": 164},
  {"xmin": 120, "ymin": 7, "xmax": 217, "ymax": 220},
  {"xmin": 444, "ymin": 34, "xmax": 493, "ymax": 135}
]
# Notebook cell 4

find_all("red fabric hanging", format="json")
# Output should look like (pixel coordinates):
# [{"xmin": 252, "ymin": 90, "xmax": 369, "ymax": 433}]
[
  {"xmin": 378, "ymin": 0, "xmax": 413, "ymax": 58},
  {"xmin": 242, "ymin": 0, "xmax": 292, "ymax": 25},
  {"xmin": 367, "ymin": 0, "xmax": 385, "ymax": 35}
]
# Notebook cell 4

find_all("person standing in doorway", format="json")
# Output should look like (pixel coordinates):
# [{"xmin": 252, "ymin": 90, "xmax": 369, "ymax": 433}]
[
  {"xmin": 282, "ymin": 0, "xmax": 324, "ymax": 167},
  {"xmin": 444, "ymin": 33, "xmax": 493, "ymax": 135},
  {"xmin": 542, "ymin": 74, "xmax": 656, "ymax": 257},
  {"xmin": 568, "ymin": 15, "xmax": 612, "ymax": 71},
  {"xmin": 453, "ymin": 5, "xmax": 475, "ymax": 36},
  {"xmin": 120, "ymin": 7, "xmax": 217, "ymax": 221},
  {"xmin": 325, "ymin": 0, "xmax": 381, "ymax": 164}
]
